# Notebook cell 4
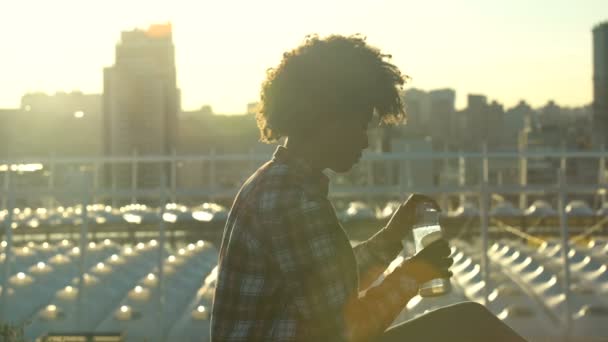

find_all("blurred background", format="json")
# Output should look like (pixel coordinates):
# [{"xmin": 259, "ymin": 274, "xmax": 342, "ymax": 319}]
[{"xmin": 1, "ymin": 1, "xmax": 608, "ymax": 341}]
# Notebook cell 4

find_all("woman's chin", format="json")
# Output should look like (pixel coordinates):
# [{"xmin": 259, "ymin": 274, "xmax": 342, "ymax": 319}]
[{"xmin": 329, "ymin": 160, "xmax": 358, "ymax": 173}]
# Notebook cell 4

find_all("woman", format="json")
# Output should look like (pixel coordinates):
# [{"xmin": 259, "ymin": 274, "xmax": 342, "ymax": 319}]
[{"xmin": 211, "ymin": 34, "xmax": 526, "ymax": 342}]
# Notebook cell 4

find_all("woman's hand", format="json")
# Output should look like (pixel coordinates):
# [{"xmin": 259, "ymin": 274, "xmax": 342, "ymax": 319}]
[{"xmin": 400, "ymin": 239, "xmax": 453, "ymax": 284}]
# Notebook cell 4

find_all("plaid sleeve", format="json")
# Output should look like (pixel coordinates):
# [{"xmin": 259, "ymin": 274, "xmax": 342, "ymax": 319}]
[
  {"xmin": 352, "ymin": 227, "xmax": 404, "ymax": 290},
  {"xmin": 270, "ymin": 195, "xmax": 419, "ymax": 341}
]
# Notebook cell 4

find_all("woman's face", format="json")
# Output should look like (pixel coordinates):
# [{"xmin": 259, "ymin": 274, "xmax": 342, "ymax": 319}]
[{"xmin": 319, "ymin": 111, "xmax": 372, "ymax": 173}]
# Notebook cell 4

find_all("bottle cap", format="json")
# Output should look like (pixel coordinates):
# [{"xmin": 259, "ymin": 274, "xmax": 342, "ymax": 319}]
[{"xmin": 416, "ymin": 203, "xmax": 439, "ymax": 225}]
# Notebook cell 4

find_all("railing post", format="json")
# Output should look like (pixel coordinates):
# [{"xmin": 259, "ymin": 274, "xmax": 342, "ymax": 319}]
[
  {"xmin": 48, "ymin": 152, "xmax": 56, "ymax": 209},
  {"xmin": 480, "ymin": 144, "xmax": 490, "ymax": 307},
  {"xmin": 158, "ymin": 167, "xmax": 167, "ymax": 340},
  {"xmin": 405, "ymin": 144, "xmax": 413, "ymax": 189},
  {"xmin": 482, "ymin": 143, "xmax": 489, "ymax": 184},
  {"xmin": 0, "ymin": 169, "xmax": 14, "ymax": 322},
  {"xmin": 131, "ymin": 149, "xmax": 138, "ymax": 204},
  {"xmin": 557, "ymin": 168, "xmax": 572, "ymax": 339},
  {"xmin": 171, "ymin": 148, "xmax": 177, "ymax": 204},
  {"xmin": 92, "ymin": 161, "xmax": 99, "ymax": 204},
  {"xmin": 560, "ymin": 142, "xmax": 567, "ymax": 182},
  {"xmin": 387, "ymin": 152, "xmax": 395, "ymax": 189},
  {"xmin": 458, "ymin": 151, "xmax": 466, "ymax": 205},
  {"xmin": 111, "ymin": 159, "xmax": 117, "ymax": 208},
  {"xmin": 398, "ymin": 149, "xmax": 406, "ymax": 201},
  {"xmin": 2, "ymin": 166, "xmax": 8, "ymax": 210},
  {"xmin": 209, "ymin": 148, "xmax": 216, "ymax": 200},
  {"xmin": 76, "ymin": 172, "xmax": 90, "ymax": 327},
  {"xmin": 440, "ymin": 145, "xmax": 450, "ymax": 211},
  {"xmin": 519, "ymin": 143, "xmax": 528, "ymax": 211},
  {"xmin": 599, "ymin": 144, "xmax": 606, "ymax": 206}
]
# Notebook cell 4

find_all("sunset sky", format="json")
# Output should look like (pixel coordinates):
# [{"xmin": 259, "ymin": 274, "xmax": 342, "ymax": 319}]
[{"xmin": 1, "ymin": 0, "xmax": 607, "ymax": 113}]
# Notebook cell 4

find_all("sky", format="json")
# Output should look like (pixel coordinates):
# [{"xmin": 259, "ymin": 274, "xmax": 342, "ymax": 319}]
[{"xmin": 1, "ymin": 0, "xmax": 607, "ymax": 113}]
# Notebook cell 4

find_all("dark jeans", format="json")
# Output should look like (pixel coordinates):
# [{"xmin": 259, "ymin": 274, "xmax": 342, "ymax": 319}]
[{"xmin": 380, "ymin": 302, "xmax": 527, "ymax": 342}]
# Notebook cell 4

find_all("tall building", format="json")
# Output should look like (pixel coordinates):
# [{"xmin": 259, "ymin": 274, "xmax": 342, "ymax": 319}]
[
  {"xmin": 2, "ymin": 92, "xmax": 102, "ymax": 158},
  {"xmin": 428, "ymin": 89, "xmax": 455, "ymax": 149},
  {"xmin": 457, "ymin": 94, "xmax": 505, "ymax": 150},
  {"xmin": 504, "ymin": 100, "xmax": 534, "ymax": 149},
  {"xmin": 593, "ymin": 21, "xmax": 608, "ymax": 147},
  {"xmin": 176, "ymin": 110, "xmax": 269, "ymax": 191},
  {"xmin": 401, "ymin": 88, "xmax": 431, "ymax": 138},
  {"xmin": 462, "ymin": 94, "xmax": 488, "ymax": 149},
  {"xmin": 487, "ymin": 100, "xmax": 505, "ymax": 149},
  {"xmin": 0, "ymin": 109, "xmax": 17, "ymax": 159},
  {"xmin": 103, "ymin": 23, "xmax": 180, "ymax": 191}
]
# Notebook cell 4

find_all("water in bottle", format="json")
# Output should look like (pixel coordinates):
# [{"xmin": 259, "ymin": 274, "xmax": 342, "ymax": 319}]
[{"xmin": 412, "ymin": 204, "xmax": 451, "ymax": 297}]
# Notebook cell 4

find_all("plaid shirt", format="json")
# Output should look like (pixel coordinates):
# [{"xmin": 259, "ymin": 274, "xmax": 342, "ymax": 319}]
[{"xmin": 211, "ymin": 146, "xmax": 419, "ymax": 341}]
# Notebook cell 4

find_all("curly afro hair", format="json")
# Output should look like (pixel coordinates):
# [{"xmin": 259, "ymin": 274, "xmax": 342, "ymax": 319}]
[{"xmin": 257, "ymin": 34, "xmax": 408, "ymax": 143}]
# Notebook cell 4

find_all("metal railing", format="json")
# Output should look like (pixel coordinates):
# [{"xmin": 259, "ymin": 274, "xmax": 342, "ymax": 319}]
[
  {"xmin": 1, "ymin": 148, "xmax": 607, "ymax": 340},
  {"xmin": 0, "ymin": 147, "xmax": 606, "ymax": 203}
]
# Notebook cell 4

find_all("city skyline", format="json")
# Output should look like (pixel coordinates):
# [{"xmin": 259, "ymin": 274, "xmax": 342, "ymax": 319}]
[{"xmin": 1, "ymin": 0, "xmax": 607, "ymax": 113}]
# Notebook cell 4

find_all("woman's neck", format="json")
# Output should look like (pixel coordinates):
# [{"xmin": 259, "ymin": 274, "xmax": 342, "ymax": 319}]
[{"xmin": 283, "ymin": 137, "xmax": 325, "ymax": 172}]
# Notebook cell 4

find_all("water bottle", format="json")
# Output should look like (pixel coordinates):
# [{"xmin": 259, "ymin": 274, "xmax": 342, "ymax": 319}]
[{"xmin": 412, "ymin": 202, "xmax": 451, "ymax": 297}]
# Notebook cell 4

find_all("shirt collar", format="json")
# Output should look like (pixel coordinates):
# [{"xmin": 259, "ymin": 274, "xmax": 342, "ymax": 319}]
[{"xmin": 272, "ymin": 146, "xmax": 329, "ymax": 197}]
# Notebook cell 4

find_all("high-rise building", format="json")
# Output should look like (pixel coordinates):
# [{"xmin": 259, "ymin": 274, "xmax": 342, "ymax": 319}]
[
  {"xmin": 593, "ymin": 21, "xmax": 608, "ymax": 147},
  {"xmin": 2, "ymin": 92, "xmax": 102, "ymax": 158},
  {"xmin": 462, "ymin": 94, "xmax": 488, "ymax": 149},
  {"xmin": 0, "ymin": 109, "xmax": 16, "ymax": 159},
  {"xmin": 504, "ymin": 100, "xmax": 534, "ymax": 149},
  {"xmin": 487, "ymin": 100, "xmax": 505, "ymax": 149},
  {"xmin": 103, "ymin": 23, "xmax": 180, "ymax": 192},
  {"xmin": 401, "ymin": 88, "xmax": 431, "ymax": 138},
  {"xmin": 428, "ymin": 89, "xmax": 455, "ymax": 149}
]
